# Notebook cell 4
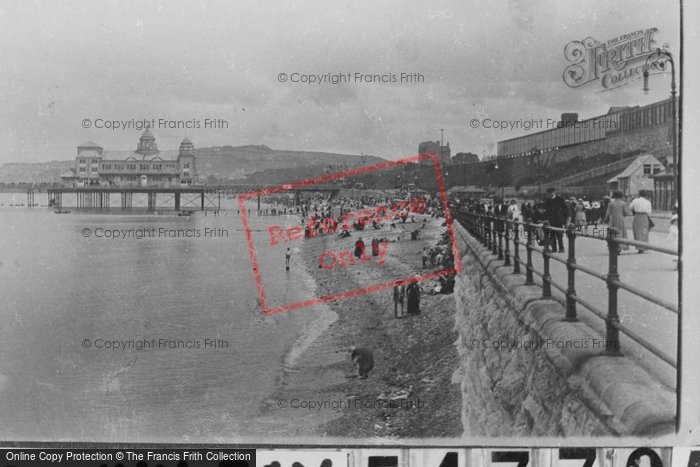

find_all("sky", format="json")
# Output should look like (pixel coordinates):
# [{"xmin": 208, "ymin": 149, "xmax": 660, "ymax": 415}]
[{"xmin": 0, "ymin": 0, "xmax": 682, "ymax": 165}]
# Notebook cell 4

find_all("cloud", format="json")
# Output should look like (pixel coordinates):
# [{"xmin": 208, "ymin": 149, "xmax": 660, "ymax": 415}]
[{"xmin": 0, "ymin": 0, "xmax": 681, "ymax": 164}]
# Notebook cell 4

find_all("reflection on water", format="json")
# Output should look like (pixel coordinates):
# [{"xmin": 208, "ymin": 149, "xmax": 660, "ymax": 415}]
[{"xmin": 0, "ymin": 194, "xmax": 327, "ymax": 442}]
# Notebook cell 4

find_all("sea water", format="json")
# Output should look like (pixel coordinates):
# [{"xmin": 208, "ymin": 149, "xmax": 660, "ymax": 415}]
[{"xmin": 0, "ymin": 193, "xmax": 332, "ymax": 442}]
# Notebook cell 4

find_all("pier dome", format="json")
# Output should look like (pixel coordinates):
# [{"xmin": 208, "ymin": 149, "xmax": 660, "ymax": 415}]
[
  {"xmin": 179, "ymin": 137, "xmax": 195, "ymax": 156},
  {"xmin": 136, "ymin": 128, "xmax": 158, "ymax": 155}
]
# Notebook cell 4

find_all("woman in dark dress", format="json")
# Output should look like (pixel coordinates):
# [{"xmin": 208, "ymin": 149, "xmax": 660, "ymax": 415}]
[
  {"xmin": 354, "ymin": 238, "xmax": 365, "ymax": 259},
  {"xmin": 406, "ymin": 282, "xmax": 421, "ymax": 315}
]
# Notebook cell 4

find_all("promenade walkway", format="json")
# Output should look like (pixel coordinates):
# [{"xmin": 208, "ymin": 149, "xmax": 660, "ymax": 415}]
[{"xmin": 474, "ymin": 217, "xmax": 678, "ymax": 390}]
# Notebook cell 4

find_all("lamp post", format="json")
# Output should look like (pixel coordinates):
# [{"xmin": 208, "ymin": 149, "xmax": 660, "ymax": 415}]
[
  {"xmin": 643, "ymin": 44, "xmax": 677, "ymax": 207},
  {"xmin": 439, "ymin": 129, "xmax": 444, "ymax": 164},
  {"xmin": 494, "ymin": 162, "xmax": 505, "ymax": 200},
  {"xmin": 529, "ymin": 147, "xmax": 541, "ymax": 196}
]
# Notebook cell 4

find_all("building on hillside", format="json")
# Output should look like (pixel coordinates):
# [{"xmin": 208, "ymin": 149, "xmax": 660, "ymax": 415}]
[
  {"xmin": 453, "ymin": 152, "xmax": 479, "ymax": 164},
  {"xmin": 419, "ymin": 141, "xmax": 451, "ymax": 166},
  {"xmin": 60, "ymin": 130, "xmax": 197, "ymax": 187},
  {"xmin": 606, "ymin": 154, "xmax": 664, "ymax": 200},
  {"xmin": 447, "ymin": 185, "xmax": 486, "ymax": 200},
  {"xmin": 496, "ymin": 97, "xmax": 677, "ymax": 160}
]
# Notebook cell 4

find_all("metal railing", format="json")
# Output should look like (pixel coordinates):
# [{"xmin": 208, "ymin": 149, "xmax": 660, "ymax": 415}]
[{"xmin": 456, "ymin": 211, "xmax": 679, "ymax": 369}]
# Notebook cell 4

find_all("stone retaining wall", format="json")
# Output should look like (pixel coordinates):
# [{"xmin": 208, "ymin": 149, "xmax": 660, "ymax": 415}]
[{"xmin": 452, "ymin": 222, "xmax": 675, "ymax": 436}]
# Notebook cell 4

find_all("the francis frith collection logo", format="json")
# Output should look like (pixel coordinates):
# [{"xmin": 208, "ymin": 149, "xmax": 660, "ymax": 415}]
[{"xmin": 563, "ymin": 28, "xmax": 662, "ymax": 91}]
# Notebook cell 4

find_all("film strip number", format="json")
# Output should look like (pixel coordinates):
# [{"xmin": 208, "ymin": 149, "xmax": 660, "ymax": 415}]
[
  {"xmin": 408, "ymin": 449, "xmax": 461, "ymax": 467},
  {"xmin": 491, "ymin": 451, "xmax": 530, "ymax": 467},
  {"xmin": 608, "ymin": 448, "xmax": 669, "ymax": 467},
  {"xmin": 256, "ymin": 448, "xmax": 678, "ymax": 467},
  {"xmin": 353, "ymin": 449, "xmax": 460, "ymax": 467},
  {"xmin": 558, "ymin": 448, "xmax": 598, "ymax": 467}
]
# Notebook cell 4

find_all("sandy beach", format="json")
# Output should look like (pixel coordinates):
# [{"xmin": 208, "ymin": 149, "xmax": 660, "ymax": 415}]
[{"xmin": 250, "ymin": 214, "xmax": 463, "ymax": 440}]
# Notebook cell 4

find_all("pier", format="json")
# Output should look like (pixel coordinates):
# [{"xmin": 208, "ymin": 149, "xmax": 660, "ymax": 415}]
[{"xmin": 39, "ymin": 185, "xmax": 341, "ymax": 211}]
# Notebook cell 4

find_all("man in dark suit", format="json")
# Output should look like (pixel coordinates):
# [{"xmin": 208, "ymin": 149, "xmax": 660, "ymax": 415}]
[{"xmin": 544, "ymin": 187, "xmax": 568, "ymax": 253}]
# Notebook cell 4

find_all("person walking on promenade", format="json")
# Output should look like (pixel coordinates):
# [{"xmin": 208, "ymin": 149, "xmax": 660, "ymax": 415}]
[
  {"xmin": 507, "ymin": 199, "xmax": 521, "ymax": 221},
  {"xmin": 567, "ymin": 196, "xmax": 577, "ymax": 226},
  {"xmin": 521, "ymin": 201, "xmax": 532, "ymax": 222},
  {"xmin": 604, "ymin": 190, "xmax": 631, "ymax": 252},
  {"xmin": 574, "ymin": 199, "xmax": 587, "ymax": 230},
  {"xmin": 629, "ymin": 190, "xmax": 653, "ymax": 253},
  {"xmin": 544, "ymin": 187, "xmax": 569, "ymax": 253}
]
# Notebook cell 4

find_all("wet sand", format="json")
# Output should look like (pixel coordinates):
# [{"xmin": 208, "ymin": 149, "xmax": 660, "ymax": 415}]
[{"xmin": 250, "ymin": 215, "xmax": 463, "ymax": 440}]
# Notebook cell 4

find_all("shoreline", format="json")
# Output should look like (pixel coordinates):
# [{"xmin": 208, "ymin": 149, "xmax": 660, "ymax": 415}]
[{"xmin": 250, "ymin": 214, "xmax": 464, "ymax": 439}]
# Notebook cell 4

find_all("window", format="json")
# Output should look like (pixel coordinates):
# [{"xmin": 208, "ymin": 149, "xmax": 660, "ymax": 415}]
[
  {"xmin": 152, "ymin": 176, "xmax": 161, "ymax": 181},
  {"xmin": 653, "ymin": 165, "xmax": 662, "ymax": 174},
  {"xmin": 643, "ymin": 164, "xmax": 652, "ymax": 175},
  {"xmin": 140, "ymin": 164, "xmax": 149, "ymax": 170},
  {"xmin": 102, "ymin": 164, "xmax": 112, "ymax": 170},
  {"xmin": 92, "ymin": 159, "xmax": 98, "ymax": 164},
  {"xmin": 153, "ymin": 164, "xmax": 162, "ymax": 170},
  {"xmin": 127, "ymin": 164, "xmax": 136, "ymax": 170},
  {"xmin": 183, "ymin": 163, "xmax": 190, "ymax": 169},
  {"xmin": 91, "ymin": 167, "xmax": 97, "ymax": 173},
  {"xmin": 79, "ymin": 158, "xmax": 85, "ymax": 165},
  {"xmin": 79, "ymin": 167, "xmax": 85, "ymax": 172}
]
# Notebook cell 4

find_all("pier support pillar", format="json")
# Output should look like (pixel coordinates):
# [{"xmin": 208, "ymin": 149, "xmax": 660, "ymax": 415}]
[
  {"xmin": 201, "ymin": 192, "xmax": 205, "ymax": 211},
  {"xmin": 175, "ymin": 193, "xmax": 180, "ymax": 211}
]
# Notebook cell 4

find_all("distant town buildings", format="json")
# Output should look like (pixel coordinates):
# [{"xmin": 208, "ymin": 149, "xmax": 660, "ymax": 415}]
[
  {"xmin": 418, "ymin": 140, "xmax": 451, "ymax": 166},
  {"xmin": 60, "ymin": 130, "xmax": 196, "ymax": 187}
]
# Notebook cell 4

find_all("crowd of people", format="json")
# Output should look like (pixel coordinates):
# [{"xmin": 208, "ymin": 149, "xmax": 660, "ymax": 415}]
[{"xmin": 454, "ymin": 187, "xmax": 678, "ymax": 262}]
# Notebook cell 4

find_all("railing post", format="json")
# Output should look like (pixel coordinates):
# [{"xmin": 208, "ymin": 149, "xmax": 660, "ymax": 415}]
[
  {"xmin": 504, "ymin": 218, "xmax": 511, "ymax": 266},
  {"xmin": 513, "ymin": 219, "xmax": 520, "ymax": 273},
  {"xmin": 480, "ymin": 215, "xmax": 485, "ymax": 246},
  {"xmin": 564, "ymin": 225, "xmax": 578, "ymax": 322},
  {"xmin": 603, "ymin": 236, "xmax": 623, "ymax": 356},
  {"xmin": 542, "ymin": 224, "xmax": 552, "ymax": 298},
  {"xmin": 478, "ymin": 215, "xmax": 485, "ymax": 244},
  {"xmin": 525, "ymin": 223, "xmax": 534, "ymax": 285},
  {"xmin": 484, "ymin": 215, "xmax": 490, "ymax": 250},
  {"xmin": 491, "ymin": 217, "xmax": 498, "ymax": 256},
  {"xmin": 497, "ymin": 216, "xmax": 504, "ymax": 260},
  {"xmin": 481, "ymin": 215, "xmax": 491, "ymax": 250}
]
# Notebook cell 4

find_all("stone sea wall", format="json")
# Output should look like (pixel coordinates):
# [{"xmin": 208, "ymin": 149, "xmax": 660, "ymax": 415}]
[{"xmin": 451, "ymin": 222, "xmax": 675, "ymax": 437}]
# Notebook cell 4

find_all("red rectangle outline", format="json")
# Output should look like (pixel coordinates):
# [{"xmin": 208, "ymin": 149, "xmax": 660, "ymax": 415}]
[{"xmin": 238, "ymin": 152, "xmax": 463, "ymax": 315}]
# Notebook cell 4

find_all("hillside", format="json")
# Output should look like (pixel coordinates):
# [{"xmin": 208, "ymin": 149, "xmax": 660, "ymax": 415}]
[
  {"xmin": 0, "ymin": 145, "xmax": 385, "ymax": 184},
  {"xmin": 197, "ymin": 145, "xmax": 384, "ymax": 181},
  {"xmin": 0, "ymin": 161, "xmax": 73, "ymax": 184}
]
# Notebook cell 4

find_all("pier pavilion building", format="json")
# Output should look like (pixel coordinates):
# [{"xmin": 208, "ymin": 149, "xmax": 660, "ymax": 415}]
[{"xmin": 60, "ymin": 130, "xmax": 196, "ymax": 188}]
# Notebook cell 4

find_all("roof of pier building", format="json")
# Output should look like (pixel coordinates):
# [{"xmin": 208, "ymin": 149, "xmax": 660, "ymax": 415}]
[{"xmin": 76, "ymin": 131, "xmax": 195, "ymax": 162}]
